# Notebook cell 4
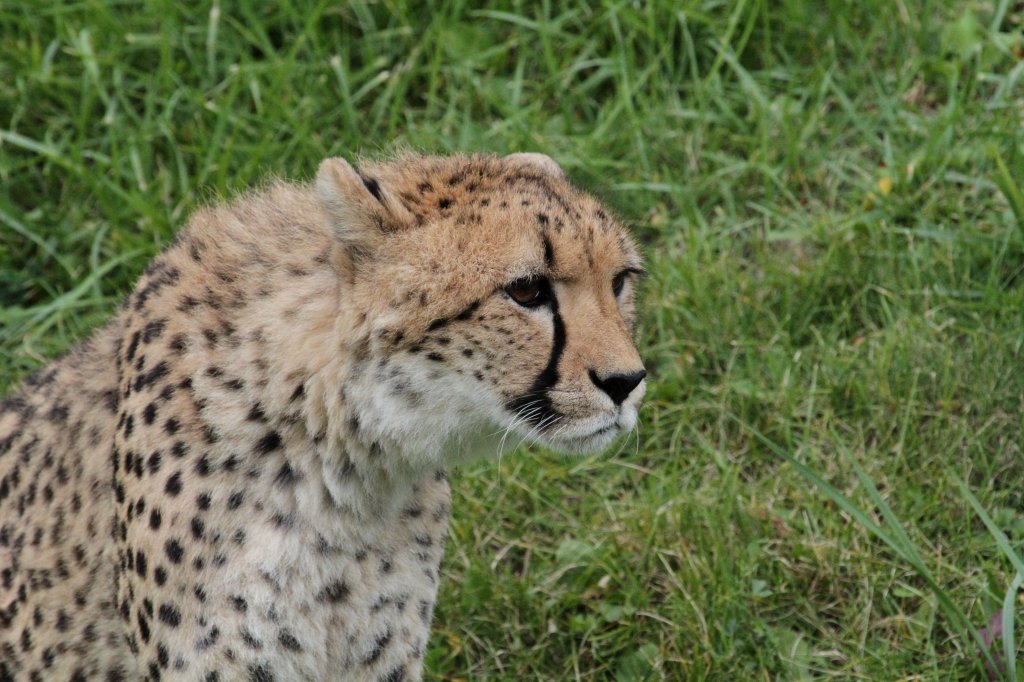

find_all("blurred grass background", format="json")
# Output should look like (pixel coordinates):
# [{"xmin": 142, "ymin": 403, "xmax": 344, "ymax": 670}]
[{"xmin": 2, "ymin": 1, "xmax": 1024, "ymax": 679}]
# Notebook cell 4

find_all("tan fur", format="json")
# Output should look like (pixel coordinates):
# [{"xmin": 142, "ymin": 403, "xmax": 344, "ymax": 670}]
[{"xmin": 0, "ymin": 152, "xmax": 644, "ymax": 680}]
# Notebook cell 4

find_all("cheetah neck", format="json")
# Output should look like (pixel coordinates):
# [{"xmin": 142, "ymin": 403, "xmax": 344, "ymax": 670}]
[{"xmin": 205, "ymin": 250, "xmax": 478, "ymax": 520}]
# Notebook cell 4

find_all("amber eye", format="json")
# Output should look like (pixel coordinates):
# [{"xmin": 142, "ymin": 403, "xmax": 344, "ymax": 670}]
[{"xmin": 504, "ymin": 275, "xmax": 552, "ymax": 308}]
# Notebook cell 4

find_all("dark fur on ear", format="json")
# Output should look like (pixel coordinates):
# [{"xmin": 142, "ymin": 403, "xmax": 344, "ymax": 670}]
[{"xmin": 316, "ymin": 157, "xmax": 415, "ymax": 272}]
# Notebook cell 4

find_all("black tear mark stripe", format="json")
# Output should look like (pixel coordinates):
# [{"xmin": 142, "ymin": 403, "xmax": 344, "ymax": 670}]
[{"xmin": 506, "ymin": 293, "xmax": 565, "ymax": 427}]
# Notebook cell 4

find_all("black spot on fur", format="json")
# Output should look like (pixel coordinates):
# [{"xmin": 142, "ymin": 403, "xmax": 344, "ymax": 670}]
[
  {"xmin": 241, "ymin": 628, "xmax": 262, "ymax": 649},
  {"xmin": 249, "ymin": 665, "xmax": 273, "ymax": 682},
  {"xmin": 158, "ymin": 603, "xmax": 181, "ymax": 627},
  {"xmin": 168, "ymin": 334, "xmax": 187, "ymax": 354},
  {"xmin": 317, "ymin": 580, "xmax": 350, "ymax": 603},
  {"xmin": 278, "ymin": 630, "xmax": 301, "ymax": 652},
  {"xmin": 142, "ymin": 318, "xmax": 167, "ymax": 343},
  {"xmin": 255, "ymin": 432, "xmax": 281, "ymax": 455},
  {"xmin": 165, "ymin": 539, "xmax": 184, "ymax": 564},
  {"xmin": 126, "ymin": 332, "xmax": 142, "ymax": 362},
  {"xmin": 136, "ymin": 551, "xmax": 148, "ymax": 577},
  {"xmin": 275, "ymin": 462, "xmax": 298, "ymax": 487},
  {"xmin": 134, "ymin": 264, "xmax": 180, "ymax": 311},
  {"xmin": 137, "ymin": 611, "xmax": 150, "ymax": 643},
  {"xmin": 202, "ymin": 424, "xmax": 220, "ymax": 444},
  {"xmin": 194, "ymin": 455, "xmax": 212, "ymax": 477},
  {"xmin": 380, "ymin": 665, "xmax": 406, "ymax": 682},
  {"xmin": 196, "ymin": 626, "xmax": 220, "ymax": 651},
  {"xmin": 165, "ymin": 472, "xmax": 183, "ymax": 496},
  {"xmin": 362, "ymin": 629, "xmax": 392, "ymax": 665},
  {"xmin": 157, "ymin": 643, "xmax": 169, "ymax": 668},
  {"xmin": 134, "ymin": 361, "xmax": 169, "ymax": 392}
]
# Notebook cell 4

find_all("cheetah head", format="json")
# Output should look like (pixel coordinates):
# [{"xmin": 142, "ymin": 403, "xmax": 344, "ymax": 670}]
[{"xmin": 317, "ymin": 153, "xmax": 645, "ymax": 463}]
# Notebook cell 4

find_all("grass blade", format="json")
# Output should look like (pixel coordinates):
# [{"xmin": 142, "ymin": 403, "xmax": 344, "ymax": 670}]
[
  {"xmin": 989, "ymin": 147, "xmax": 1024, "ymax": 238},
  {"xmin": 952, "ymin": 473, "xmax": 1024, "ymax": 677},
  {"xmin": 1002, "ymin": 572, "xmax": 1022, "ymax": 680},
  {"xmin": 951, "ymin": 474, "xmax": 1024, "ymax": 578}
]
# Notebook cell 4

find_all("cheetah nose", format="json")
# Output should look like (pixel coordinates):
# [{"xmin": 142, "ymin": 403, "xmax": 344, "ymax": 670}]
[{"xmin": 588, "ymin": 369, "xmax": 647, "ymax": 405}]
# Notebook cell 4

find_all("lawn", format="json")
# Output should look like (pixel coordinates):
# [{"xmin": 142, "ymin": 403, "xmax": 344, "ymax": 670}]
[{"xmin": 2, "ymin": 1, "xmax": 1024, "ymax": 679}]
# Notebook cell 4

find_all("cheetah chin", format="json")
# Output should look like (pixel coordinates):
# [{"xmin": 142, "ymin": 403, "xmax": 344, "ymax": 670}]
[{"xmin": 0, "ymin": 151, "xmax": 645, "ymax": 681}]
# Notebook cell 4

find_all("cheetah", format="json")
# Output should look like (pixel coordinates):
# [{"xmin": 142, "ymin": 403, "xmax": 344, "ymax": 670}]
[{"xmin": 0, "ymin": 152, "xmax": 646, "ymax": 681}]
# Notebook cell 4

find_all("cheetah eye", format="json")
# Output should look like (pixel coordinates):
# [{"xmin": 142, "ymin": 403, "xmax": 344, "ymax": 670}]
[
  {"xmin": 612, "ymin": 267, "xmax": 644, "ymax": 298},
  {"xmin": 504, "ymin": 275, "xmax": 552, "ymax": 308},
  {"xmin": 612, "ymin": 272, "xmax": 628, "ymax": 297}
]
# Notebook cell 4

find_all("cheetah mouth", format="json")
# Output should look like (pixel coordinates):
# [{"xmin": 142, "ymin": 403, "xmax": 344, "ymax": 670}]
[
  {"xmin": 541, "ymin": 420, "xmax": 623, "ymax": 454},
  {"xmin": 584, "ymin": 423, "xmax": 617, "ymax": 439}
]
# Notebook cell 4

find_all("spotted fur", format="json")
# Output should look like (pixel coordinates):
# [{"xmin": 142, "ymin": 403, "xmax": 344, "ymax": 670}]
[{"xmin": 0, "ymin": 152, "xmax": 645, "ymax": 680}]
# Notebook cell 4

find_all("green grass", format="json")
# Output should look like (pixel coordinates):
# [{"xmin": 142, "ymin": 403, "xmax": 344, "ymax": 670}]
[{"xmin": 3, "ymin": 1, "xmax": 1024, "ymax": 679}]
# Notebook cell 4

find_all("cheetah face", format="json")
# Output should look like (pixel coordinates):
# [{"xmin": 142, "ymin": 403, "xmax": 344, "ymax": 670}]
[
  {"xmin": 318, "ymin": 153, "xmax": 646, "ymax": 462},
  {"xmin": 493, "ymin": 264, "xmax": 646, "ymax": 454}
]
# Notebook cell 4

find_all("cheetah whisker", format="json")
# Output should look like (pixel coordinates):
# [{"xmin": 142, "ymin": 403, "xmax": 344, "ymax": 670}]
[
  {"xmin": 513, "ymin": 412, "xmax": 562, "ymax": 451},
  {"xmin": 495, "ymin": 401, "xmax": 544, "ymax": 459}
]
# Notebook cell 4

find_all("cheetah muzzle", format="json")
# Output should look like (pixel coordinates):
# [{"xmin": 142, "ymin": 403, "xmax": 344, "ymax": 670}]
[{"xmin": 0, "ymin": 152, "xmax": 645, "ymax": 681}]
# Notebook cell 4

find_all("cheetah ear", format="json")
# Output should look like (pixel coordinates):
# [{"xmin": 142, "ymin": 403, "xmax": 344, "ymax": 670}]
[
  {"xmin": 505, "ymin": 152, "xmax": 564, "ymax": 179},
  {"xmin": 316, "ymin": 157, "xmax": 415, "ymax": 254}
]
